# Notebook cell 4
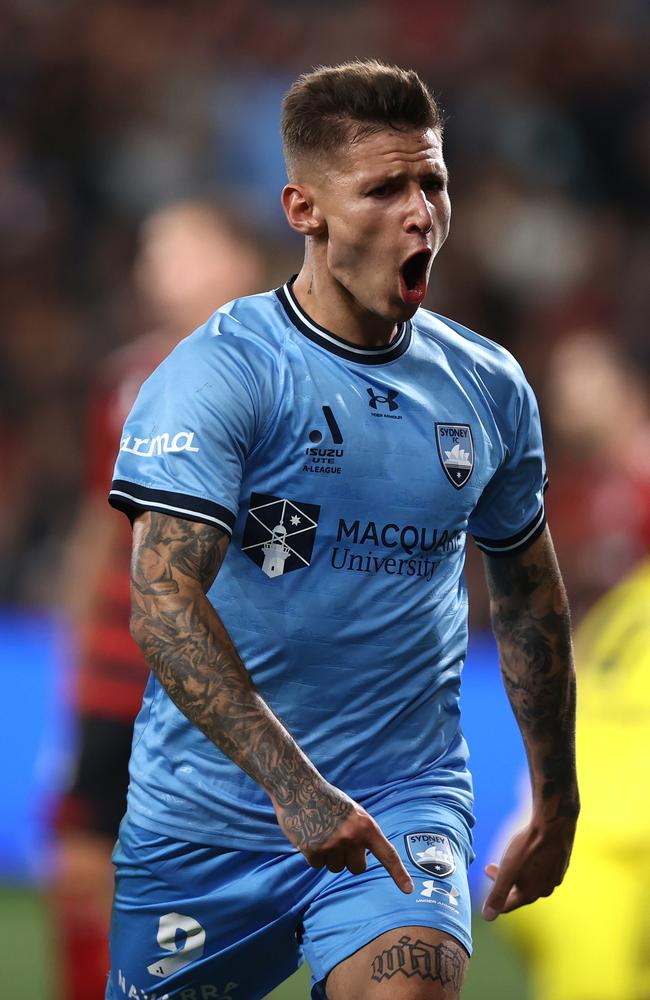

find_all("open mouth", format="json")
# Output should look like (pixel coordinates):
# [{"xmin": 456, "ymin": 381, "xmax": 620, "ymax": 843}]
[{"xmin": 399, "ymin": 249, "xmax": 432, "ymax": 305}]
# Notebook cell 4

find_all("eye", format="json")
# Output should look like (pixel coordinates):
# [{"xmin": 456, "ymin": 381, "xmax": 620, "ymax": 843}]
[
  {"xmin": 368, "ymin": 183, "xmax": 394, "ymax": 198},
  {"xmin": 422, "ymin": 177, "xmax": 446, "ymax": 195}
]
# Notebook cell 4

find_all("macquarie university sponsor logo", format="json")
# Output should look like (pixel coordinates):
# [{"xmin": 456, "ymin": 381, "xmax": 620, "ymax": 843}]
[
  {"xmin": 435, "ymin": 423, "xmax": 474, "ymax": 489},
  {"xmin": 405, "ymin": 832, "xmax": 456, "ymax": 877},
  {"xmin": 241, "ymin": 493, "xmax": 320, "ymax": 578},
  {"xmin": 330, "ymin": 518, "xmax": 462, "ymax": 582},
  {"xmin": 120, "ymin": 430, "xmax": 199, "ymax": 458}
]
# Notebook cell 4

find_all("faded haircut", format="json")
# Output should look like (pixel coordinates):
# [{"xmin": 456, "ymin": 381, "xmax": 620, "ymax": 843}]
[{"xmin": 281, "ymin": 59, "xmax": 444, "ymax": 178}]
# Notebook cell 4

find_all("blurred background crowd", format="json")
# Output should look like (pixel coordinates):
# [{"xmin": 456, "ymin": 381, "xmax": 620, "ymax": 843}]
[
  {"xmin": 1, "ymin": 1, "xmax": 649, "ymax": 997},
  {"xmin": 1, "ymin": 0, "xmax": 649, "ymax": 617}
]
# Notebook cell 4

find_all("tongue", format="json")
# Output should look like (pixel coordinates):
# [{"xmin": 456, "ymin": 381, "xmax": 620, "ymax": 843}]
[{"xmin": 399, "ymin": 268, "xmax": 426, "ymax": 305}]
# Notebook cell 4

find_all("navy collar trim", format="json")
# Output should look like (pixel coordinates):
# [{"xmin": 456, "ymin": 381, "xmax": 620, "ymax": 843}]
[{"xmin": 275, "ymin": 277, "xmax": 412, "ymax": 365}]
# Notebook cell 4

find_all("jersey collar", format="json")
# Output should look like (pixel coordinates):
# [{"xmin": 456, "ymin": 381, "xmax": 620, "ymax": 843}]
[{"xmin": 275, "ymin": 276, "xmax": 412, "ymax": 366}]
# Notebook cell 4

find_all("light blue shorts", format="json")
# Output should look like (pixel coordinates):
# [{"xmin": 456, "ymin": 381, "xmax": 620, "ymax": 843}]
[{"xmin": 106, "ymin": 801, "xmax": 473, "ymax": 1000}]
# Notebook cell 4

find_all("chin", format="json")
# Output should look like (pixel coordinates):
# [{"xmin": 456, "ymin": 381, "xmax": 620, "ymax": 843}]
[
  {"xmin": 400, "ymin": 301, "xmax": 421, "ymax": 321},
  {"xmin": 386, "ymin": 296, "xmax": 420, "ymax": 324}
]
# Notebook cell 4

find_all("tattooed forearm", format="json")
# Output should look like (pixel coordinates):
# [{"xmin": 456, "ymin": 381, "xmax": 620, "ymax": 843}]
[
  {"xmin": 129, "ymin": 511, "xmax": 346, "ymax": 848},
  {"xmin": 370, "ymin": 935, "xmax": 467, "ymax": 990},
  {"xmin": 483, "ymin": 527, "xmax": 579, "ymax": 821}
]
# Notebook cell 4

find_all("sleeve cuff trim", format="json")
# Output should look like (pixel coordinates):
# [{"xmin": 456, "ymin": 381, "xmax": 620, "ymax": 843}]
[
  {"xmin": 108, "ymin": 481, "xmax": 236, "ymax": 535},
  {"xmin": 473, "ymin": 504, "xmax": 546, "ymax": 555}
]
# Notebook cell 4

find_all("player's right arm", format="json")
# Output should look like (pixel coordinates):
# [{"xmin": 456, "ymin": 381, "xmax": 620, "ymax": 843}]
[{"xmin": 129, "ymin": 509, "xmax": 413, "ymax": 893}]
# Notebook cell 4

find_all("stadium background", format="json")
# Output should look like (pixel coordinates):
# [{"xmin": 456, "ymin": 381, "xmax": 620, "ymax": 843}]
[{"xmin": 1, "ymin": 1, "xmax": 649, "ymax": 996}]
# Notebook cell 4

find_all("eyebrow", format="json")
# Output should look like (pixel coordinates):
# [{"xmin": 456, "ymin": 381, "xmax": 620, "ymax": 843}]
[
  {"xmin": 364, "ymin": 165, "xmax": 450, "ymax": 185},
  {"xmin": 424, "ymin": 166, "xmax": 450, "ymax": 183}
]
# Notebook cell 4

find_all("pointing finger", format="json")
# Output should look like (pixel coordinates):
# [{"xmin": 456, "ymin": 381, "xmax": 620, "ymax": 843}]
[{"xmin": 366, "ymin": 827, "xmax": 414, "ymax": 894}]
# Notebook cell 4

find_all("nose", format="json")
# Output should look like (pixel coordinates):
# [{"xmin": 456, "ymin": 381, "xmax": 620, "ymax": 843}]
[{"xmin": 405, "ymin": 187, "xmax": 433, "ymax": 235}]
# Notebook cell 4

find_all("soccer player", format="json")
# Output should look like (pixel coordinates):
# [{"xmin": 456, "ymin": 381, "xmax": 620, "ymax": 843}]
[
  {"xmin": 52, "ymin": 200, "xmax": 263, "ymax": 1000},
  {"xmin": 106, "ymin": 61, "xmax": 579, "ymax": 1000}
]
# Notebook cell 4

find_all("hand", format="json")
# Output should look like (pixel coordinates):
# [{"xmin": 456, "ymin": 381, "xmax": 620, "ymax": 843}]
[
  {"xmin": 271, "ymin": 779, "xmax": 414, "ymax": 894},
  {"xmin": 482, "ymin": 815, "xmax": 577, "ymax": 920}
]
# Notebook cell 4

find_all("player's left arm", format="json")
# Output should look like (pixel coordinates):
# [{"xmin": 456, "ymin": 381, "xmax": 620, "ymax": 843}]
[{"xmin": 481, "ymin": 525, "xmax": 580, "ymax": 920}]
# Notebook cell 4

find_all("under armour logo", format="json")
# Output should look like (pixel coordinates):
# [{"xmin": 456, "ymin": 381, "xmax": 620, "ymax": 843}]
[
  {"xmin": 367, "ymin": 388, "xmax": 399, "ymax": 411},
  {"xmin": 420, "ymin": 880, "xmax": 460, "ymax": 906}
]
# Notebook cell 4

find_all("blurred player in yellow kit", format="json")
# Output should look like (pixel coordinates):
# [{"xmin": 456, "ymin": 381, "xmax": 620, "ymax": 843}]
[{"xmin": 499, "ymin": 559, "xmax": 650, "ymax": 1000}]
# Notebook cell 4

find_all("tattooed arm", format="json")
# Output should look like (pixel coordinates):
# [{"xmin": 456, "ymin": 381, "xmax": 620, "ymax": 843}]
[
  {"xmin": 481, "ymin": 525, "xmax": 579, "ymax": 920},
  {"xmin": 129, "ymin": 510, "xmax": 413, "ymax": 892}
]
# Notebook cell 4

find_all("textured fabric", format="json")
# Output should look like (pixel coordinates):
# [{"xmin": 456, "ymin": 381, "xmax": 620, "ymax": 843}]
[
  {"xmin": 109, "ymin": 280, "xmax": 546, "ymax": 849},
  {"xmin": 106, "ymin": 798, "xmax": 473, "ymax": 1000}
]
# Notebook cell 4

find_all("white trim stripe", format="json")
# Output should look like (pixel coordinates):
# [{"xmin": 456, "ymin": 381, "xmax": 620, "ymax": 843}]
[
  {"xmin": 108, "ymin": 490, "xmax": 233, "ymax": 535},
  {"xmin": 284, "ymin": 283, "xmax": 405, "ymax": 356},
  {"xmin": 475, "ymin": 506, "xmax": 546, "ymax": 554}
]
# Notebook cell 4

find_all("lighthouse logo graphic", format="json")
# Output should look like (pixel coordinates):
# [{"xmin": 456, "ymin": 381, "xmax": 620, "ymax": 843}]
[{"xmin": 242, "ymin": 492, "xmax": 320, "ymax": 578}]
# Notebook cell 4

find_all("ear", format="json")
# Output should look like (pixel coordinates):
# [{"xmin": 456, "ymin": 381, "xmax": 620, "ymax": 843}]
[{"xmin": 281, "ymin": 183, "xmax": 327, "ymax": 237}]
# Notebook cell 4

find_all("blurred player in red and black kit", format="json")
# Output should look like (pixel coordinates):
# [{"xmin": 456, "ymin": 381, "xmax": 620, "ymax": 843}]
[{"xmin": 51, "ymin": 200, "xmax": 263, "ymax": 1000}]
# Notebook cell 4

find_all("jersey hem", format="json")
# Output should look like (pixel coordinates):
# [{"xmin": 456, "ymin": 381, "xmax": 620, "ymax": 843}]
[
  {"xmin": 124, "ymin": 783, "xmax": 475, "ymax": 855},
  {"xmin": 124, "ymin": 806, "xmax": 295, "ymax": 852},
  {"xmin": 108, "ymin": 479, "xmax": 236, "ymax": 534}
]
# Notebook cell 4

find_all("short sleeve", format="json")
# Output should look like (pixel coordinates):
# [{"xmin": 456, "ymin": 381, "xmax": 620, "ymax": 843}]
[
  {"xmin": 108, "ymin": 320, "xmax": 277, "ymax": 536},
  {"xmin": 469, "ymin": 370, "xmax": 548, "ymax": 557}
]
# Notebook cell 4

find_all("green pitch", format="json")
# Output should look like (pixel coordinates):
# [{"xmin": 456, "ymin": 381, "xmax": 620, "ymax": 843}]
[{"xmin": 0, "ymin": 887, "xmax": 529, "ymax": 999}]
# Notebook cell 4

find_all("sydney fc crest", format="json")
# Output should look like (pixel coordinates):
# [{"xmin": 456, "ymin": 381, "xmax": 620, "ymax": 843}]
[
  {"xmin": 405, "ymin": 832, "xmax": 456, "ymax": 877},
  {"xmin": 435, "ymin": 423, "xmax": 474, "ymax": 489},
  {"xmin": 241, "ymin": 492, "xmax": 320, "ymax": 578}
]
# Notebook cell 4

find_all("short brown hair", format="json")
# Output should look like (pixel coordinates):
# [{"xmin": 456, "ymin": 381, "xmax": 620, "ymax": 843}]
[{"xmin": 281, "ymin": 59, "xmax": 444, "ymax": 177}]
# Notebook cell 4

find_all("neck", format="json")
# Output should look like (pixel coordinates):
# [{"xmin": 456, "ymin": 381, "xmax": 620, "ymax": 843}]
[{"xmin": 292, "ymin": 252, "xmax": 399, "ymax": 348}]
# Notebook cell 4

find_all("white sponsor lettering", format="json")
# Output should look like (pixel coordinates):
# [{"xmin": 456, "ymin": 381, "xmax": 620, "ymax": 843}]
[
  {"xmin": 117, "ymin": 969, "xmax": 234, "ymax": 1000},
  {"xmin": 117, "ymin": 971, "xmax": 171, "ymax": 999},
  {"xmin": 120, "ymin": 431, "xmax": 199, "ymax": 457}
]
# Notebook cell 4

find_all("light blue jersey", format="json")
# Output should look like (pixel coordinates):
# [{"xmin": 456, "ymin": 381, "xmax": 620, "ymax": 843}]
[{"xmin": 109, "ymin": 278, "xmax": 547, "ymax": 850}]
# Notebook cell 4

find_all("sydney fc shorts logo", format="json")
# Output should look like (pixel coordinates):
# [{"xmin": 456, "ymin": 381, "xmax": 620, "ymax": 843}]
[
  {"xmin": 405, "ymin": 832, "xmax": 456, "ymax": 877},
  {"xmin": 241, "ymin": 492, "xmax": 320, "ymax": 578},
  {"xmin": 435, "ymin": 423, "xmax": 474, "ymax": 489}
]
